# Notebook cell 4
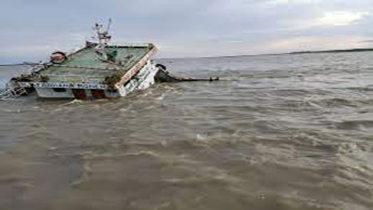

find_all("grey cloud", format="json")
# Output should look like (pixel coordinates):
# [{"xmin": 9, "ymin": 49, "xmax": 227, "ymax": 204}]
[{"xmin": 0, "ymin": 0, "xmax": 372, "ymax": 63}]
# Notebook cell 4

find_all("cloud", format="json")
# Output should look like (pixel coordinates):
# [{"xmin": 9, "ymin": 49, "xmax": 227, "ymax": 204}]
[
  {"xmin": 313, "ymin": 11, "xmax": 369, "ymax": 26},
  {"xmin": 284, "ymin": 10, "xmax": 371, "ymax": 32},
  {"xmin": 266, "ymin": 0, "xmax": 321, "ymax": 4},
  {"xmin": 265, "ymin": 35, "xmax": 371, "ymax": 53},
  {"xmin": 0, "ymin": 0, "xmax": 372, "ymax": 62}
]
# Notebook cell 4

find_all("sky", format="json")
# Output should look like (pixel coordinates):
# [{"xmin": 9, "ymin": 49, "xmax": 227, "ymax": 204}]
[{"xmin": 0, "ymin": 0, "xmax": 372, "ymax": 63}]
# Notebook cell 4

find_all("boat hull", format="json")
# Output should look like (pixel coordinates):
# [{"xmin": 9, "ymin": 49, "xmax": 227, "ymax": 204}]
[{"xmin": 33, "ymin": 61, "xmax": 159, "ymax": 99}]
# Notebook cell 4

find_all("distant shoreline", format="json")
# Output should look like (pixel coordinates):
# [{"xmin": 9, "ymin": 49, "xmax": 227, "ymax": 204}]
[
  {"xmin": 159, "ymin": 48, "xmax": 373, "ymax": 60},
  {"xmin": 1, "ymin": 48, "xmax": 373, "ymax": 65},
  {"xmin": 289, "ymin": 48, "xmax": 373, "ymax": 55}
]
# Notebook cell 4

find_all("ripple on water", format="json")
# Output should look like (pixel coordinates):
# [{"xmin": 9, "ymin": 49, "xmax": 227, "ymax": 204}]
[{"xmin": 1, "ymin": 53, "xmax": 373, "ymax": 209}]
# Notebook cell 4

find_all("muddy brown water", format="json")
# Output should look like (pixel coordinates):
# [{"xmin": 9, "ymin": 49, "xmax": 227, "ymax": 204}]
[{"xmin": 0, "ymin": 52, "xmax": 373, "ymax": 210}]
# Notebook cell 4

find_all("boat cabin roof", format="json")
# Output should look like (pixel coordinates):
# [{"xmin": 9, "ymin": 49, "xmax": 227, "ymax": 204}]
[{"xmin": 40, "ymin": 44, "xmax": 154, "ymax": 84}]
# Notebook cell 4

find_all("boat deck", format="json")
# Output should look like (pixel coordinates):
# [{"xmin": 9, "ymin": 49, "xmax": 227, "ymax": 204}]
[{"xmin": 40, "ymin": 45, "xmax": 151, "ymax": 83}]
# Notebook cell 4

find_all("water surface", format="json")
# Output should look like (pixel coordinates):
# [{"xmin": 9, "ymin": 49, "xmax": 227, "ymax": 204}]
[{"xmin": 0, "ymin": 52, "xmax": 373, "ymax": 210}]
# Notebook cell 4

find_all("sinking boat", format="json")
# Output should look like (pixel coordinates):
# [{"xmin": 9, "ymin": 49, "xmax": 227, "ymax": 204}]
[{"xmin": 0, "ymin": 22, "xmax": 218, "ymax": 100}]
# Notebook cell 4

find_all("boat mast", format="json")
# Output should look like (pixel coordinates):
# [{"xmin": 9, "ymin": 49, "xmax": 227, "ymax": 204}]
[{"xmin": 93, "ymin": 19, "xmax": 112, "ymax": 47}]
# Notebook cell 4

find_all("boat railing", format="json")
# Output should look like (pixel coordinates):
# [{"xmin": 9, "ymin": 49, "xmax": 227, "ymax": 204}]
[
  {"xmin": 0, "ymin": 85, "xmax": 27, "ymax": 100},
  {"xmin": 113, "ymin": 43, "xmax": 152, "ymax": 48},
  {"xmin": 43, "ymin": 74, "xmax": 104, "ymax": 83},
  {"xmin": 28, "ymin": 64, "xmax": 45, "ymax": 74}
]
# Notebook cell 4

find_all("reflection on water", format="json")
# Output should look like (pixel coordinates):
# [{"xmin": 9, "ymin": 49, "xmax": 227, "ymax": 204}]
[{"xmin": 0, "ymin": 52, "xmax": 373, "ymax": 210}]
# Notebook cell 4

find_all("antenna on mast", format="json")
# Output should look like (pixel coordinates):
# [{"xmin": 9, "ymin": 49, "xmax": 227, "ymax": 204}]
[
  {"xmin": 107, "ymin": 18, "xmax": 112, "ymax": 32},
  {"xmin": 93, "ymin": 19, "xmax": 112, "ymax": 47}
]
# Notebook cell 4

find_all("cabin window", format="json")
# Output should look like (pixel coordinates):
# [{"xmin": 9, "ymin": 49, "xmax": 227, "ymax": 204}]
[
  {"xmin": 107, "ymin": 89, "xmax": 118, "ymax": 94},
  {"xmin": 53, "ymin": 88, "xmax": 66, "ymax": 92}
]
